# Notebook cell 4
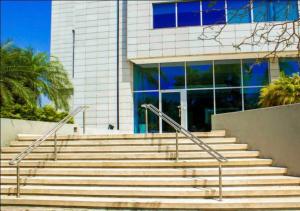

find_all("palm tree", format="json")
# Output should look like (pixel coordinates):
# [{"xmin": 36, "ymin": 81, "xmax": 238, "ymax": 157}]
[
  {"xmin": 0, "ymin": 41, "xmax": 73, "ymax": 111},
  {"xmin": 259, "ymin": 73, "xmax": 300, "ymax": 107},
  {"xmin": 0, "ymin": 41, "xmax": 36, "ymax": 106}
]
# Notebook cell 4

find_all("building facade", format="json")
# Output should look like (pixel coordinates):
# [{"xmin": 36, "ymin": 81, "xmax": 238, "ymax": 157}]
[{"xmin": 51, "ymin": 0, "xmax": 300, "ymax": 133}]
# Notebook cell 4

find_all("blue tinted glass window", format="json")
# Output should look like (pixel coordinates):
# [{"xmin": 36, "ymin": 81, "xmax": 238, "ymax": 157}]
[
  {"xmin": 134, "ymin": 64, "xmax": 159, "ymax": 91},
  {"xmin": 244, "ymin": 88, "xmax": 261, "ymax": 110},
  {"xmin": 160, "ymin": 63, "xmax": 185, "ymax": 90},
  {"xmin": 153, "ymin": 3, "xmax": 176, "ymax": 29},
  {"xmin": 216, "ymin": 89, "xmax": 242, "ymax": 113},
  {"xmin": 253, "ymin": 0, "xmax": 272, "ymax": 22},
  {"xmin": 227, "ymin": 0, "xmax": 251, "ymax": 23},
  {"xmin": 243, "ymin": 60, "xmax": 269, "ymax": 86},
  {"xmin": 273, "ymin": 0, "xmax": 299, "ymax": 21},
  {"xmin": 134, "ymin": 92, "xmax": 159, "ymax": 133},
  {"xmin": 253, "ymin": 0, "xmax": 298, "ymax": 22},
  {"xmin": 214, "ymin": 60, "xmax": 241, "ymax": 87},
  {"xmin": 186, "ymin": 61, "xmax": 213, "ymax": 88},
  {"xmin": 279, "ymin": 58, "xmax": 300, "ymax": 76},
  {"xmin": 177, "ymin": 1, "xmax": 201, "ymax": 27},
  {"xmin": 202, "ymin": 0, "xmax": 226, "ymax": 25},
  {"xmin": 187, "ymin": 90, "xmax": 214, "ymax": 132}
]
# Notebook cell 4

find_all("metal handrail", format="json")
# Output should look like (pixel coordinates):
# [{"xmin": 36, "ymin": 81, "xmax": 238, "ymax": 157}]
[
  {"xmin": 141, "ymin": 104, "xmax": 227, "ymax": 201},
  {"xmin": 9, "ymin": 105, "xmax": 88, "ymax": 197}
]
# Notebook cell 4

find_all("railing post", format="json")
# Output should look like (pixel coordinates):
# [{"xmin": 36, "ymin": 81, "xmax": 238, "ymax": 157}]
[
  {"xmin": 16, "ymin": 164, "xmax": 20, "ymax": 198},
  {"xmin": 218, "ymin": 162, "xmax": 223, "ymax": 201},
  {"xmin": 175, "ymin": 130, "xmax": 179, "ymax": 161},
  {"xmin": 145, "ymin": 107, "xmax": 148, "ymax": 134},
  {"xmin": 54, "ymin": 131, "xmax": 57, "ymax": 161},
  {"xmin": 83, "ymin": 110, "xmax": 86, "ymax": 134}
]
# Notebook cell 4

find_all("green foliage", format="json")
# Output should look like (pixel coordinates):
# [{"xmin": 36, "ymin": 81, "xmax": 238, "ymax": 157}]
[
  {"xmin": 0, "ymin": 104, "xmax": 74, "ymax": 123},
  {"xmin": 259, "ymin": 73, "xmax": 300, "ymax": 107},
  {"xmin": 0, "ymin": 41, "xmax": 73, "ymax": 111}
]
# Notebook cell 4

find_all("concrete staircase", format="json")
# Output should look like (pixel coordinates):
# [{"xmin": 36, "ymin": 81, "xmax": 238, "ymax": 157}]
[{"xmin": 1, "ymin": 130, "xmax": 300, "ymax": 210}]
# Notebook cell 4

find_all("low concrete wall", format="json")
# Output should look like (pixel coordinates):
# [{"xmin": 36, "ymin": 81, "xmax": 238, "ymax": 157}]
[
  {"xmin": 1, "ymin": 118, "xmax": 77, "ymax": 147},
  {"xmin": 212, "ymin": 103, "xmax": 300, "ymax": 176}
]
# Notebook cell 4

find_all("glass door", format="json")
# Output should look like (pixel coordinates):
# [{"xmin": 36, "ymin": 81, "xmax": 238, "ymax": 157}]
[{"xmin": 161, "ymin": 91, "xmax": 187, "ymax": 132}]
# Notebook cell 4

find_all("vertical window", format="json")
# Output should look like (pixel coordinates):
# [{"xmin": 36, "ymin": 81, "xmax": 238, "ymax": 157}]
[
  {"xmin": 177, "ymin": 1, "xmax": 201, "ymax": 27},
  {"xmin": 215, "ymin": 89, "xmax": 242, "ymax": 113},
  {"xmin": 202, "ymin": 0, "xmax": 226, "ymax": 25},
  {"xmin": 279, "ymin": 58, "xmax": 300, "ymax": 76},
  {"xmin": 134, "ymin": 92, "xmax": 159, "ymax": 133},
  {"xmin": 134, "ymin": 64, "xmax": 159, "ymax": 91},
  {"xmin": 227, "ymin": 0, "xmax": 251, "ymax": 23},
  {"xmin": 253, "ymin": 0, "xmax": 273, "ymax": 22},
  {"xmin": 160, "ymin": 63, "xmax": 185, "ymax": 90},
  {"xmin": 214, "ymin": 60, "xmax": 241, "ymax": 87},
  {"xmin": 273, "ymin": 0, "xmax": 299, "ymax": 21},
  {"xmin": 254, "ymin": 0, "xmax": 299, "ymax": 22},
  {"xmin": 186, "ymin": 61, "xmax": 213, "ymax": 88},
  {"xmin": 187, "ymin": 90, "xmax": 214, "ymax": 132},
  {"xmin": 243, "ymin": 59, "xmax": 269, "ymax": 86},
  {"xmin": 153, "ymin": 3, "xmax": 176, "ymax": 29},
  {"xmin": 244, "ymin": 87, "xmax": 261, "ymax": 110}
]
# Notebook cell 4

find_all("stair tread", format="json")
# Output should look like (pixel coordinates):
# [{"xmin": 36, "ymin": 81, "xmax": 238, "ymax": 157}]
[
  {"xmin": 1, "ymin": 151, "xmax": 259, "ymax": 160},
  {"xmin": 2, "ymin": 175, "xmax": 297, "ymax": 181},
  {"xmin": 2, "ymin": 175, "xmax": 299, "ymax": 186},
  {"xmin": 16, "ymin": 130, "xmax": 226, "ymax": 141},
  {"xmin": 1, "ymin": 166, "xmax": 286, "ymax": 177},
  {"xmin": 2, "ymin": 195, "xmax": 300, "ymax": 209},
  {"xmin": 10, "ymin": 137, "xmax": 236, "ymax": 146},
  {"xmin": 3, "ymin": 184, "xmax": 300, "ymax": 190},
  {"xmin": 1, "ymin": 144, "xmax": 247, "ymax": 152}
]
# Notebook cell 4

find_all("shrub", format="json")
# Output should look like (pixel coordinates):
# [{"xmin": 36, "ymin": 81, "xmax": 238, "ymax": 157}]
[
  {"xmin": 259, "ymin": 73, "xmax": 300, "ymax": 107},
  {"xmin": 0, "ymin": 104, "xmax": 74, "ymax": 123}
]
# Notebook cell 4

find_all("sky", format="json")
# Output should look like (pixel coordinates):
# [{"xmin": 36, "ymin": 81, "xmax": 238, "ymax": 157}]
[{"xmin": 1, "ymin": 0, "xmax": 52, "ymax": 54}]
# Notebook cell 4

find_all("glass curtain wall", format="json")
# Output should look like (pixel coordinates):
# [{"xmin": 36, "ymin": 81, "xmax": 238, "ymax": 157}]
[{"xmin": 133, "ymin": 60, "xmax": 270, "ymax": 133}]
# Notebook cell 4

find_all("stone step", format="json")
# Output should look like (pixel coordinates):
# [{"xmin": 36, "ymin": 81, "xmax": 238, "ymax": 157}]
[
  {"xmin": 2, "ymin": 195, "xmax": 300, "ymax": 209},
  {"xmin": 2, "ymin": 175, "xmax": 299, "ymax": 187},
  {"xmin": 1, "ymin": 166, "xmax": 285, "ymax": 177},
  {"xmin": 9, "ymin": 137, "xmax": 237, "ymax": 146},
  {"xmin": 1, "ymin": 158, "xmax": 272, "ymax": 168},
  {"xmin": 16, "ymin": 130, "xmax": 226, "ymax": 141},
  {"xmin": 1, "ymin": 150, "xmax": 259, "ymax": 160},
  {"xmin": 2, "ymin": 185, "xmax": 300, "ymax": 198},
  {"xmin": 1, "ymin": 144, "xmax": 248, "ymax": 153}
]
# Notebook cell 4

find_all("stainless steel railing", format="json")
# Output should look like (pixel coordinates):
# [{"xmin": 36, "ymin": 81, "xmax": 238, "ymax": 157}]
[
  {"xmin": 9, "ymin": 105, "xmax": 88, "ymax": 197},
  {"xmin": 141, "ymin": 104, "xmax": 227, "ymax": 201}
]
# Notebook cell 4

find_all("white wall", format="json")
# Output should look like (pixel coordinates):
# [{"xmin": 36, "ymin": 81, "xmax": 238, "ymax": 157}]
[
  {"xmin": 0, "ymin": 118, "xmax": 77, "ymax": 147},
  {"xmin": 127, "ymin": 1, "xmax": 300, "ymax": 62},
  {"xmin": 51, "ymin": 1, "xmax": 133, "ymax": 132}
]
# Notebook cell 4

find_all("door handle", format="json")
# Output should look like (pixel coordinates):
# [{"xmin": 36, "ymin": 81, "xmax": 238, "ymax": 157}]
[{"xmin": 177, "ymin": 105, "xmax": 181, "ymax": 118}]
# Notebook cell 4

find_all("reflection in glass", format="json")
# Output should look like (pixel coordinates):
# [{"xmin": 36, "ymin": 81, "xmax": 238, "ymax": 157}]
[
  {"xmin": 134, "ymin": 64, "xmax": 159, "ymax": 91},
  {"xmin": 227, "ymin": 0, "xmax": 251, "ymax": 24},
  {"xmin": 187, "ymin": 61, "xmax": 213, "ymax": 88},
  {"xmin": 215, "ymin": 60, "xmax": 241, "ymax": 87},
  {"xmin": 162, "ymin": 92, "xmax": 181, "ymax": 132},
  {"xmin": 273, "ymin": 0, "xmax": 298, "ymax": 21},
  {"xmin": 187, "ymin": 90, "xmax": 214, "ymax": 132},
  {"xmin": 160, "ymin": 63, "xmax": 185, "ymax": 90},
  {"xmin": 134, "ymin": 92, "xmax": 159, "ymax": 133},
  {"xmin": 244, "ymin": 88, "xmax": 261, "ymax": 110},
  {"xmin": 253, "ymin": 0, "xmax": 298, "ymax": 22},
  {"xmin": 243, "ymin": 60, "xmax": 269, "ymax": 87},
  {"xmin": 279, "ymin": 58, "xmax": 300, "ymax": 76},
  {"xmin": 177, "ymin": 1, "xmax": 201, "ymax": 27},
  {"xmin": 153, "ymin": 3, "xmax": 176, "ymax": 29},
  {"xmin": 216, "ymin": 89, "xmax": 242, "ymax": 113},
  {"xmin": 202, "ymin": 0, "xmax": 226, "ymax": 25}
]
